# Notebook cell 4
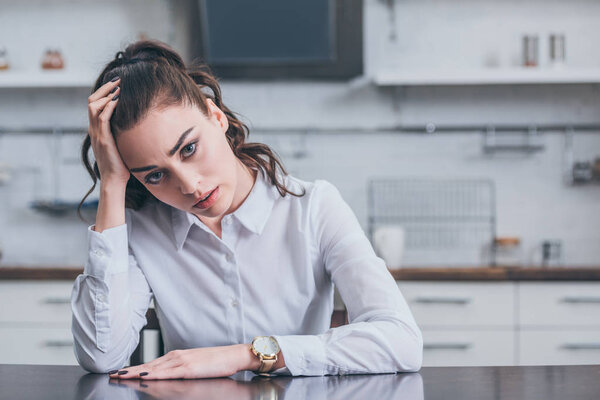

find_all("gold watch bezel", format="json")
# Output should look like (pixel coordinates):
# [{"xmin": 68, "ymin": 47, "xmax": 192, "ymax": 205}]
[{"xmin": 251, "ymin": 336, "xmax": 280, "ymax": 358}]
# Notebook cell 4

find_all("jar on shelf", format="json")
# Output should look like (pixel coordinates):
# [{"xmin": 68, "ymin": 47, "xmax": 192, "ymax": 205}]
[
  {"xmin": 41, "ymin": 48, "xmax": 65, "ymax": 70},
  {"xmin": 0, "ymin": 46, "xmax": 9, "ymax": 70},
  {"xmin": 493, "ymin": 237, "xmax": 523, "ymax": 267}
]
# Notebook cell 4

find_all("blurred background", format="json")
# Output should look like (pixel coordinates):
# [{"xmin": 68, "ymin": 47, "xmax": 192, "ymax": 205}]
[{"xmin": 0, "ymin": 0, "xmax": 599, "ymax": 368}]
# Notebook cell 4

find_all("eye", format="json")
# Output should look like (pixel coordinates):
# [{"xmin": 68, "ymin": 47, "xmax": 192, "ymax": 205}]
[
  {"xmin": 145, "ymin": 171, "xmax": 163, "ymax": 184},
  {"xmin": 182, "ymin": 142, "xmax": 196, "ymax": 157}
]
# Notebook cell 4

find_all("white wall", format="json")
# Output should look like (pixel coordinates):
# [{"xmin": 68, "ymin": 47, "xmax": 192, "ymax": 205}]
[{"xmin": 0, "ymin": 0, "xmax": 599, "ymax": 266}]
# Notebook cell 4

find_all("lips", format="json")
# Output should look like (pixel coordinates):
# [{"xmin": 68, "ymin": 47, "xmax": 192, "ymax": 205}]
[
  {"xmin": 194, "ymin": 189, "xmax": 215, "ymax": 205},
  {"xmin": 192, "ymin": 187, "xmax": 220, "ymax": 210}
]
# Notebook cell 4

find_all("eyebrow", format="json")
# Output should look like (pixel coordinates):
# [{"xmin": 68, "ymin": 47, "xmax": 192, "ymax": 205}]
[{"xmin": 129, "ymin": 126, "xmax": 195, "ymax": 173}]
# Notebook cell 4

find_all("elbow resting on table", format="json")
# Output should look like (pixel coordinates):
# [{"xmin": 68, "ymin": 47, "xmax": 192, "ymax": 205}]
[{"xmin": 389, "ymin": 318, "xmax": 424, "ymax": 373}]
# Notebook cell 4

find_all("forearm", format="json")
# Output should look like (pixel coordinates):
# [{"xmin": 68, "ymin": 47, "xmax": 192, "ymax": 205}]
[{"xmin": 94, "ymin": 181, "xmax": 127, "ymax": 232}]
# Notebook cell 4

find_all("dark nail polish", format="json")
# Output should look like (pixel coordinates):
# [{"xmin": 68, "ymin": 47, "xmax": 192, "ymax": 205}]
[
  {"xmin": 117, "ymin": 370, "xmax": 128, "ymax": 375},
  {"xmin": 112, "ymin": 94, "xmax": 120, "ymax": 101},
  {"xmin": 140, "ymin": 383, "xmax": 148, "ymax": 388},
  {"xmin": 108, "ymin": 369, "xmax": 119, "ymax": 374},
  {"xmin": 139, "ymin": 372, "xmax": 149, "ymax": 376},
  {"xmin": 110, "ymin": 76, "xmax": 120, "ymax": 82},
  {"xmin": 110, "ymin": 86, "xmax": 118, "ymax": 94}
]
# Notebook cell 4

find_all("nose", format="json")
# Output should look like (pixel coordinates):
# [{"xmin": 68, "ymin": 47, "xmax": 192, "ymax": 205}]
[{"xmin": 174, "ymin": 167, "xmax": 198, "ymax": 195}]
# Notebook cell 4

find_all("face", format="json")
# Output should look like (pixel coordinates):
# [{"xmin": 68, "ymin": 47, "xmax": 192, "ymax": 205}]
[{"xmin": 116, "ymin": 99, "xmax": 251, "ymax": 222}]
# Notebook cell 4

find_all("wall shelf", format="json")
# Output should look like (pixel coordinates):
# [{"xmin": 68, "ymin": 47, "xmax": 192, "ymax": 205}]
[
  {"xmin": 373, "ymin": 68, "xmax": 600, "ymax": 86},
  {"xmin": 0, "ymin": 70, "xmax": 96, "ymax": 89}
]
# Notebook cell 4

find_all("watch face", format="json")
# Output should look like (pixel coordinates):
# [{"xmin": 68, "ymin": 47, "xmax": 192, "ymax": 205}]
[{"xmin": 253, "ymin": 336, "xmax": 280, "ymax": 356}]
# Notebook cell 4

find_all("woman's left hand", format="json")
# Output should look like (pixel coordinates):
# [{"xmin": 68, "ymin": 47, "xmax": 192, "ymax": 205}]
[{"xmin": 108, "ymin": 344, "xmax": 259, "ymax": 380}]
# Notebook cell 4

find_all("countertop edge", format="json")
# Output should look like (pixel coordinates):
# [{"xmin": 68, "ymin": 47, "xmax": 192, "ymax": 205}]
[{"xmin": 1, "ymin": 265, "xmax": 600, "ymax": 281}]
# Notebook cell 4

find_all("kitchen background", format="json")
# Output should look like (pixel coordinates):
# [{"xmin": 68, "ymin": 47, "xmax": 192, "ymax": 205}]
[
  {"xmin": 1, "ymin": 0, "xmax": 600, "ymax": 267},
  {"xmin": 0, "ymin": 0, "xmax": 599, "ymax": 367}
]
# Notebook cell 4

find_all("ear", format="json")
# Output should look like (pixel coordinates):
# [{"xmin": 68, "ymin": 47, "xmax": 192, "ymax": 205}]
[{"xmin": 206, "ymin": 98, "xmax": 229, "ymax": 133}]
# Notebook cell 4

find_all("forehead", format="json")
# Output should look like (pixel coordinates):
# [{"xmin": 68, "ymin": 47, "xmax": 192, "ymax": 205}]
[{"xmin": 116, "ymin": 104, "xmax": 207, "ymax": 166}]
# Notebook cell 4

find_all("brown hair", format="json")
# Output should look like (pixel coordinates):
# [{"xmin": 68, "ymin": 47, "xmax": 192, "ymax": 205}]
[{"xmin": 78, "ymin": 39, "xmax": 304, "ymax": 222}]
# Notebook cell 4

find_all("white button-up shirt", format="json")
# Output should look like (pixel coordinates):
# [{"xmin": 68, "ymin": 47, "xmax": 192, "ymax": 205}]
[{"xmin": 70, "ymin": 169, "xmax": 423, "ymax": 375}]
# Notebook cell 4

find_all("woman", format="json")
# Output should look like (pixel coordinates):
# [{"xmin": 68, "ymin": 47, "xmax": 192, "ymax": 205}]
[{"xmin": 71, "ymin": 39, "xmax": 422, "ymax": 380}]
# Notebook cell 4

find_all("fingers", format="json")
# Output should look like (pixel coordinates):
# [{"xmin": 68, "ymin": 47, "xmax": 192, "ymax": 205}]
[
  {"xmin": 88, "ymin": 76, "xmax": 120, "ymax": 104},
  {"xmin": 88, "ymin": 86, "xmax": 120, "ymax": 123},
  {"xmin": 97, "ymin": 87, "xmax": 120, "ymax": 124},
  {"xmin": 108, "ymin": 359, "xmax": 181, "ymax": 380}
]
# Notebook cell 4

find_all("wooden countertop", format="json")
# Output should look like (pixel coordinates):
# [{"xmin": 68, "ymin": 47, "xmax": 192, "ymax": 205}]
[
  {"xmin": 1, "ymin": 265, "xmax": 600, "ymax": 281},
  {"xmin": 1, "ymin": 364, "xmax": 599, "ymax": 400}
]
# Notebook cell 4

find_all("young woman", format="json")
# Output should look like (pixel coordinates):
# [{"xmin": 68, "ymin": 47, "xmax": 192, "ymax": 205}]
[{"xmin": 71, "ymin": 39, "xmax": 422, "ymax": 380}]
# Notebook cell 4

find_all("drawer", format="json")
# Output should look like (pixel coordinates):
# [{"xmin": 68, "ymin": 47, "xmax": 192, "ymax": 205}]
[
  {"xmin": 518, "ymin": 283, "xmax": 600, "ymax": 327},
  {"xmin": 519, "ymin": 329, "xmax": 600, "ymax": 365},
  {"xmin": 0, "ymin": 327, "xmax": 77, "ymax": 365},
  {"xmin": 0, "ymin": 282, "xmax": 73, "ymax": 325},
  {"xmin": 397, "ymin": 282, "xmax": 515, "ymax": 327},
  {"xmin": 422, "ymin": 329, "xmax": 515, "ymax": 366}
]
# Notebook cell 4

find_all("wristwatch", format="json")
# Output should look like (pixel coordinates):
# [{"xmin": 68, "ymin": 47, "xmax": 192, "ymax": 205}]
[{"xmin": 251, "ymin": 336, "xmax": 280, "ymax": 375}]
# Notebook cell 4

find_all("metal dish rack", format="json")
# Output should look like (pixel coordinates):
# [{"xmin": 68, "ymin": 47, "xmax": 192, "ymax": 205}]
[{"xmin": 368, "ymin": 178, "xmax": 496, "ymax": 266}]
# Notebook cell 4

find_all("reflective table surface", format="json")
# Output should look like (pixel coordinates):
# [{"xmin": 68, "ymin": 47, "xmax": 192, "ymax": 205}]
[{"xmin": 1, "ymin": 364, "xmax": 599, "ymax": 400}]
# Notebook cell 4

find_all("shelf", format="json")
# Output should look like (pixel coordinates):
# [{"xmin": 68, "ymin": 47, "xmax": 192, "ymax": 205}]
[
  {"xmin": 0, "ymin": 70, "xmax": 96, "ymax": 88},
  {"xmin": 373, "ymin": 67, "xmax": 600, "ymax": 86}
]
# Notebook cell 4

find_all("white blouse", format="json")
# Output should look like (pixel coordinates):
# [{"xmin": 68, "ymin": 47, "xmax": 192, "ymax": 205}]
[{"xmin": 70, "ymin": 169, "xmax": 423, "ymax": 375}]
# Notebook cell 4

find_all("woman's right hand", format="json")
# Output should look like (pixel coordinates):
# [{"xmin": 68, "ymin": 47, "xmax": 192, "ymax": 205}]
[{"xmin": 87, "ymin": 76, "xmax": 131, "ymax": 186}]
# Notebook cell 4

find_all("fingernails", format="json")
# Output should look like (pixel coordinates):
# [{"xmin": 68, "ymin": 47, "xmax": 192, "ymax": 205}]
[
  {"xmin": 117, "ymin": 370, "xmax": 128, "ymax": 375},
  {"xmin": 108, "ymin": 369, "xmax": 119, "ymax": 374},
  {"xmin": 139, "ymin": 372, "xmax": 149, "ymax": 376},
  {"xmin": 112, "ymin": 94, "xmax": 120, "ymax": 101},
  {"xmin": 110, "ymin": 86, "xmax": 118, "ymax": 94},
  {"xmin": 110, "ymin": 76, "xmax": 120, "ymax": 82}
]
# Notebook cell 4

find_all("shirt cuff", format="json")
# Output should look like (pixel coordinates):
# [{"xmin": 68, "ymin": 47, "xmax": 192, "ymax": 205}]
[
  {"xmin": 271, "ymin": 334, "xmax": 327, "ymax": 376},
  {"xmin": 84, "ymin": 223, "xmax": 129, "ymax": 281}
]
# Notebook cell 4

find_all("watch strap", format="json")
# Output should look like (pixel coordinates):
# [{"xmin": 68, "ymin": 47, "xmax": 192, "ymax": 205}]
[{"xmin": 257, "ymin": 355, "xmax": 277, "ymax": 373}]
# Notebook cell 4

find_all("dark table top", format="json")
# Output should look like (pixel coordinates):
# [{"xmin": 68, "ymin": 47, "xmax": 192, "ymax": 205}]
[{"xmin": 1, "ymin": 364, "xmax": 599, "ymax": 400}]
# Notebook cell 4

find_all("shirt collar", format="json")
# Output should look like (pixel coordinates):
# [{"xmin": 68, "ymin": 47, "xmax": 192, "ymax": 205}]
[{"xmin": 170, "ymin": 168, "xmax": 278, "ymax": 251}]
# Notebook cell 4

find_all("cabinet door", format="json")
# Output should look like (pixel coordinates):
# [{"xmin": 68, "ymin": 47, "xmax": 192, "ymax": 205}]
[
  {"xmin": 519, "ymin": 330, "xmax": 600, "ymax": 365},
  {"xmin": 0, "ymin": 282, "xmax": 73, "ymax": 325},
  {"xmin": 422, "ymin": 329, "xmax": 515, "ymax": 366},
  {"xmin": 398, "ymin": 282, "xmax": 515, "ymax": 328},
  {"xmin": 518, "ymin": 283, "xmax": 600, "ymax": 327},
  {"xmin": 0, "ymin": 327, "xmax": 77, "ymax": 365}
]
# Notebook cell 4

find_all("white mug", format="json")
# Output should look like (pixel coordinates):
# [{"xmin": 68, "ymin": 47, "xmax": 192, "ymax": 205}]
[{"xmin": 373, "ymin": 225, "xmax": 405, "ymax": 268}]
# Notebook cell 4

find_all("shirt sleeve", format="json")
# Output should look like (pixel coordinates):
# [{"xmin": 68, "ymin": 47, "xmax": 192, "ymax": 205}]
[
  {"xmin": 70, "ymin": 213, "xmax": 153, "ymax": 373},
  {"xmin": 271, "ymin": 180, "xmax": 423, "ymax": 376}
]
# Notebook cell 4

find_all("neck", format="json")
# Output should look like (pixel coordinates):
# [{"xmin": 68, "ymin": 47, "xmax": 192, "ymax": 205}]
[{"xmin": 227, "ymin": 160, "xmax": 257, "ymax": 215}]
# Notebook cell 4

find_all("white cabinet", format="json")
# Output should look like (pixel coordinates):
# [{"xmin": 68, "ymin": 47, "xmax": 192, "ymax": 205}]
[
  {"xmin": 518, "ymin": 282, "xmax": 600, "ymax": 366},
  {"xmin": 399, "ymin": 282, "xmax": 515, "ymax": 327},
  {"xmin": 420, "ymin": 329, "xmax": 515, "ymax": 367},
  {"xmin": 398, "ymin": 281, "xmax": 600, "ymax": 367},
  {"xmin": 518, "ymin": 282, "xmax": 600, "ymax": 327},
  {"xmin": 399, "ymin": 281, "xmax": 516, "ymax": 367},
  {"xmin": 0, "ymin": 281, "xmax": 76, "ymax": 365}
]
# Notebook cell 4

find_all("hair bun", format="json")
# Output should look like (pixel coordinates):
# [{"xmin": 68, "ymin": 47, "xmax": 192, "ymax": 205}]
[{"xmin": 115, "ymin": 39, "xmax": 186, "ymax": 71}]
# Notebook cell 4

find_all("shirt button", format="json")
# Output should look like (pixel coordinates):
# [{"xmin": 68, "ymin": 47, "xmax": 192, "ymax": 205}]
[
  {"xmin": 226, "ymin": 254, "xmax": 234, "ymax": 263},
  {"xmin": 93, "ymin": 249, "xmax": 104, "ymax": 257},
  {"xmin": 230, "ymin": 298, "xmax": 239, "ymax": 307},
  {"xmin": 97, "ymin": 294, "xmax": 106, "ymax": 302},
  {"xmin": 225, "ymin": 216, "xmax": 233, "ymax": 225}
]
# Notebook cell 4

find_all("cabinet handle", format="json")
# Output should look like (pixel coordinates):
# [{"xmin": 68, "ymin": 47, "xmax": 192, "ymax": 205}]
[
  {"xmin": 560, "ymin": 296, "xmax": 600, "ymax": 304},
  {"xmin": 424, "ymin": 343, "xmax": 472, "ymax": 350},
  {"xmin": 42, "ymin": 297, "xmax": 71, "ymax": 304},
  {"xmin": 43, "ymin": 340, "xmax": 74, "ymax": 348},
  {"xmin": 414, "ymin": 297, "xmax": 472, "ymax": 305},
  {"xmin": 561, "ymin": 343, "xmax": 600, "ymax": 350}
]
